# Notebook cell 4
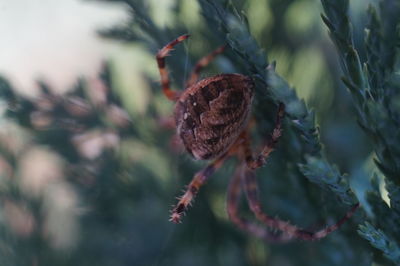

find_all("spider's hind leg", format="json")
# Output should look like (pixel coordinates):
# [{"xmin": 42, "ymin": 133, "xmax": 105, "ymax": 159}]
[
  {"xmin": 242, "ymin": 167, "xmax": 360, "ymax": 240},
  {"xmin": 227, "ymin": 163, "xmax": 291, "ymax": 242}
]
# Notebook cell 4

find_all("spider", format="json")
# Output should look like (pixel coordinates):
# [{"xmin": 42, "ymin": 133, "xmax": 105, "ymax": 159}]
[{"xmin": 156, "ymin": 34, "xmax": 360, "ymax": 241}]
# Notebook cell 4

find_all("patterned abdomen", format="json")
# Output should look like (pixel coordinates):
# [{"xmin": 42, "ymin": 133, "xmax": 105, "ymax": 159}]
[{"xmin": 174, "ymin": 74, "xmax": 254, "ymax": 160}]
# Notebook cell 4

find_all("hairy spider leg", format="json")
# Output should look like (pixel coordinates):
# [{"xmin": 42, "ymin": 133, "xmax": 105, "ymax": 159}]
[
  {"xmin": 170, "ymin": 135, "xmax": 245, "ymax": 224},
  {"xmin": 156, "ymin": 34, "xmax": 190, "ymax": 101},
  {"xmin": 227, "ymin": 162, "xmax": 292, "ymax": 242},
  {"xmin": 170, "ymin": 152, "xmax": 229, "ymax": 223},
  {"xmin": 245, "ymin": 103, "xmax": 285, "ymax": 170},
  {"xmin": 185, "ymin": 44, "xmax": 227, "ymax": 88},
  {"xmin": 242, "ymin": 167, "xmax": 360, "ymax": 240},
  {"xmin": 239, "ymin": 107, "xmax": 360, "ymax": 240}
]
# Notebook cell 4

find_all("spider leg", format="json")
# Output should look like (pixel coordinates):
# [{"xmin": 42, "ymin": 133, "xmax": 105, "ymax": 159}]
[
  {"xmin": 185, "ymin": 45, "xmax": 226, "ymax": 88},
  {"xmin": 245, "ymin": 103, "xmax": 285, "ymax": 170},
  {"xmin": 242, "ymin": 167, "xmax": 360, "ymax": 240},
  {"xmin": 156, "ymin": 34, "xmax": 190, "ymax": 101},
  {"xmin": 227, "ymin": 163, "xmax": 292, "ymax": 242},
  {"xmin": 170, "ymin": 152, "xmax": 228, "ymax": 223}
]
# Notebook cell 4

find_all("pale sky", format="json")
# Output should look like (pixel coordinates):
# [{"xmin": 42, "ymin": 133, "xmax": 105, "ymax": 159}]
[{"xmin": 0, "ymin": 0, "xmax": 127, "ymax": 95}]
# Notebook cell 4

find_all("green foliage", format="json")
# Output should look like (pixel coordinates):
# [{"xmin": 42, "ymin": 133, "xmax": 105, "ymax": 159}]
[
  {"xmin": 321, "ymin": 0, "xmax": 400, "ymax": 264},
  {"xmin": 298, "ymin": 156, "xmax": 357, "ymax": 205},
  {"xmin": 358, "ymin": 222, "xmax": 400, "ymax": 264}
]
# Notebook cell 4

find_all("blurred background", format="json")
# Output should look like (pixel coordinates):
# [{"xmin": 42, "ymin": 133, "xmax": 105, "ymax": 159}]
[
  {"xmin": 0, "ymin": 0, "xmax": 127, "ymax": 94},
  {"xmin": 0, "ymin": 0, "xmax": 386, "ymax": 265}
]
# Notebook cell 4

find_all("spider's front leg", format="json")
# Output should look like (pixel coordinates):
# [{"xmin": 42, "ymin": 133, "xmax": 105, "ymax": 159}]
[
  {"xmin": 156, "ymin": 34, "xmax": 190, "ymax": 101},
  {"xmin": 170, "ymin": 152, "xmax": 228, "ymax": 223},
  {"xmin": 185, "ymin": 44, "xmax": 226, "ymax": 88}
]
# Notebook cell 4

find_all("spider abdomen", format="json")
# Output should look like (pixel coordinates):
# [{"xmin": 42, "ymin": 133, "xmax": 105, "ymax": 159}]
[{"xmin": 174, "ymin": 74, "xmax": 254, "ymax": 160}]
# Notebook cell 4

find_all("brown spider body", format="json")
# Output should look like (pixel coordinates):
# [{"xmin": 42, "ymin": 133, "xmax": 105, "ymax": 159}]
[
  {"xmin": 155, "ymin": 34, "xmax": 359, "ymax": 242},
  {"xmin": 174, "ymin": 74, "xmax": 254, "ymax": 160}
]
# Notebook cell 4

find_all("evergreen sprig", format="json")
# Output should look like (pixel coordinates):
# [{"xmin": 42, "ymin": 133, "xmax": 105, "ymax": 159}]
[
  {"xmin": 358, "ymin": 222, "xmax": 400, "ymax": 264},
  {"xmin": 97, "ymin": 0, "xmax": 164, "ymax": 46},
  {"xmin": 321, "ymin": 0, "xmax": 400, "ymax": 184},
  {"xmin": 321, "ymin": 0, "xmax": 400, "ymax": 263},
  {"xmin": 298, "ymin": 156, "xmax": 358, "ymax": 205}
]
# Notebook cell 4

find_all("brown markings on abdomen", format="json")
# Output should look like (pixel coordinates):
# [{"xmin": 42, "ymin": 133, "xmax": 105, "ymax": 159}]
[{"xmin": 174, "ymin": 74, "xmax": 254, "ymax": 160}]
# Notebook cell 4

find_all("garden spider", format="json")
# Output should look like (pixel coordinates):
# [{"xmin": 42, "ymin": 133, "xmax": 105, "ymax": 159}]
[{"xmin": 156, "ymin": 34, "xmax": 360, "ymax": 241}]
